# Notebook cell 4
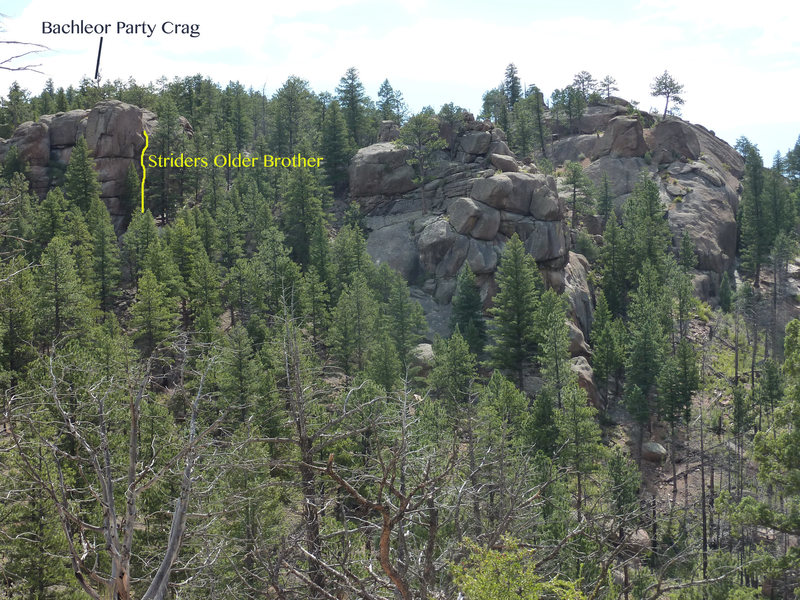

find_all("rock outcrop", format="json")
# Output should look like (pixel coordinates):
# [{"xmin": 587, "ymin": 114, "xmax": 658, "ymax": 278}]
[
  {"xmin": 0, "ymin": 100, "xmax": 158, "ymax": 231},
  {"xmin": 563, "ymin": 114, "xmax": 745, "ymax": 300},
  {"xmin": 355, "ymin": 121, "xmax": 569, "ymax": 307}
]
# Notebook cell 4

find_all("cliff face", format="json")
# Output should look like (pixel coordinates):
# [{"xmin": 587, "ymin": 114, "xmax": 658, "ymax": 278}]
[
  {"xmin": 551, "ymin": 101, "xmax": 744, "ymax": 298},
  {"xmin": 0, "ymin": 100, "xmax": 159, "ymax": 232},
  {"xmin": 349, "ymin": 116, "xmax": 593, "ymax": 350}
]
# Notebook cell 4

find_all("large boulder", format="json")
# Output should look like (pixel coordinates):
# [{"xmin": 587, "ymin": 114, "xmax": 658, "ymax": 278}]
[
  {"xmin": 650, "ymin": 119, "xmax": 701, "ymax": 164},
  {"xmin": 6, "ymin": 121, "xmax": 49, "ymax": 166},
  {"xmin": 47, "ymin": 109, "xmax": 89, "ymax": 147},
  {"xmin": 563, "ymin": 252, "xmax": 594, "ymax": 337},
  {"xmin": 577, "ymin": 104, "xmax": 628, "ymax": 134},
  {"xmin": 349, "ymin": 142, "xmax": 416, "ymax": 197},
  {"xmin": 489, "ymin": 153, "xmax": 518, "ymax": 172},
  {"xmin": 459, "ymin": 130, "xmax": 491, "ymax": 155},
  {"xmin": 592, "ymin": 116, "xmax": 648, "ymax": 159},
  {"xmin": 366, "ymin": 221, "xmax": 420, "ymax": 280},
  {"xmin": 471, "ymin": 173, "xmax": 513, "ymax": 209},
  {"xmin": 642, "ymin": 442, "xmax": 668, "ymax": 463},
  {"xmin": 585, "ymin": 156, "xmax": 652, "ymax": 199},
  {"xmin": 570, "ymin": 356, "xmax": 601, "ymax": 409},
  {"xmin": 668, "ymin": 181, "xmax": 737, "ymax": 273},
  {"xmin": 550, "ymin": 134, "xmax": 598, "ymax": 166},
  {"xmin": 85, "ymin": 100, "xmax": 154, "ymax": 158},
  {"xmin": 524, "ymin": 220, "xmax": 569, "ymax": 263},
  {"xmin": 447, "ymin": 197, "xmax": 500, "ymax": 240},
  {"xmin": 378, "ymin": 120, "xmax": 400, "ymax": 142}
]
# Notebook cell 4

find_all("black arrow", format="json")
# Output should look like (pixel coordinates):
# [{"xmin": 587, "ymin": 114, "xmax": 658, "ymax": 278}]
[{"xmin": 94, "ymin": 36, "xmax": 103, "ymax": 81}]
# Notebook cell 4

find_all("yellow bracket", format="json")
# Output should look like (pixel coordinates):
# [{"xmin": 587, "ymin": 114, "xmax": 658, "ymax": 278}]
[{"xmin": 140, "ymin": 129, "xmax": 149, "ymax": 213}]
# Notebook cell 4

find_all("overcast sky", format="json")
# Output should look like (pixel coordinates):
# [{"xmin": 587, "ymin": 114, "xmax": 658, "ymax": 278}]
[{"xmin": 2, "ymin": 0, "xmax": 798, "ymax": 161}]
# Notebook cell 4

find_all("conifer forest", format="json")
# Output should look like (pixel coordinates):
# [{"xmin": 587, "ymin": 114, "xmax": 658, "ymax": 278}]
[{"xmin": 2, "ymin": 65, "xmax": 800, "ymax": 600}]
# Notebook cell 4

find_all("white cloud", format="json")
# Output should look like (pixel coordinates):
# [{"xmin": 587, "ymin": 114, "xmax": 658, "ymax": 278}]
[{"xmin": 1, "ymin": 0, "xmax": 798, "ymax": 157}]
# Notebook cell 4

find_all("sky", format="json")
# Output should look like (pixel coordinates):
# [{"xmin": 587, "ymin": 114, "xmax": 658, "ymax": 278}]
[{"xmin": 2, "ymin": 0, "xmax": 799, "ymax": 161}]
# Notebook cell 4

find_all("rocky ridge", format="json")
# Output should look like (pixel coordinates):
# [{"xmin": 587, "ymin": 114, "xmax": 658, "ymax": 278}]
[
  {"xmin": 550, "ymin": 100, "xmax": 743, "ymax": 298},
  {"xmin": 0, "ymin": 100, "xmax": 160, "ymax": 231}
]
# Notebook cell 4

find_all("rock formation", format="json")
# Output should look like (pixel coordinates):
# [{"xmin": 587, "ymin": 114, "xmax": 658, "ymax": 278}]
[
  {"xmin": 350, "ymin": 114, "xmax": 579, "ymax": 322},
  {"xmin": 547, "ymin": 100, "xmax": 743, "ymax": 301},
  {"xmin": 0, "ymin": 100, "xmax": 159, "ymax": 232}
]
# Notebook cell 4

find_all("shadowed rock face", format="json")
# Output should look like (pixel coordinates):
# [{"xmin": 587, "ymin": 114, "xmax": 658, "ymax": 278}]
[{"xmin": 0, "ymin": 100, "xmax": 159, "ymax": 232}]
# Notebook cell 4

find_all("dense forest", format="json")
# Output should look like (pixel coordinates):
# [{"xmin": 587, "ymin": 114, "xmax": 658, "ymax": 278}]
[{"xmin": 2, "ymin": 65, "xmax": 800, "ymax": 600}]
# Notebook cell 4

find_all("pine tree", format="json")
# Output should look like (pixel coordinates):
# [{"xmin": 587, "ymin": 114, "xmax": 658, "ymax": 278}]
[
  {"xmin": 301, "ymin": 265, "xmax": 329, "ymax": 341},
  {"xmin": 564, "ymin": 161, "xmax": 594, "ymax": 229},
  {"xmin": 386, "ymin": 277, "xmax": 426, "ymax": 370},
  {"xmin": 599, "ymin": 75, "xmax": 619, "ymax": 99},
  {"xmin": 526, "ymin": 388, "xmax": 559, "ymax": 456},
  {"xmin": 368, "ymin": 317, "xmax": 402, "ymax": 393},
  {"xmin": 216, "ymin": 191, "xmax": 244, "ymax": 269},
  {"xmin": 130, "ymin": 269, "xmax": 177, "ymax": 355},
  {"xmin": 189, "ymin": 249, "xmax": 221, "ymax": 331},
  {"xmin": 320, "ymin": 100, "xmax": 353, "ymax": 191},
  {"xmin": 591, "ymin": 292, "xmax": 625, "ymax": 403},
  {"xmin": 332, "ymin": 224, "xmax": 374, "ymax": 297},
  {"xmin": 450, "ymin": 265, "xmax": 486, "ymax": 355},
  {"xmin": 430, "ymin": 330, "xmax": 477, "ymax": 408},
  {"xmin": 719, "ymin": 271, "xmax": 732, "ymax": 313},
  {"xmin": 122, "ymin": 209, "xmax": 159, "ymax": 284},
  {"xmin": 282, "ymin": 167, "xmax": 327, "ymax": 266},
  {"xmin": 657, "ymin": 338, "xmax": 698, "ymax": 489},
  {"xmin": 572, "ymin": 70, "xmax": 597, "ymax": 99},
  {"xmin": 600, "ymin": 217, "xmax": 628, "ymax": 316},
  {"xmin": 216, "ymin": 324, "xmax": 259, "ymax": 425},
  {"xmin": 504, "ymin": 63, "xmax": 522, "ymax": 109},
  {"xmin": 194, "ymin": 207, "xmax": 219, "ymax": 261},
  {"xmin": 336, "ymin": 67, "xmax": 370, "ymax": 146},
  {"xmin": 33, "ymin": 188, "xmax": 70, "ymax": 254},
  {"xmin": 86, "ymin": 197, "xmax": 121, "ymax": 311},
  {"xmin": 555, "ymin": 383, "xmax": 602, "ymax": 521},
  {"xmin": 329, "ymin": 271, "xmax": 377, "ymax": 375},
  {"xmin": 536, "ymin": 289, "xmax": 572, "ymax": 408},
  {"xmin": 740, "ymin": 144, "xmax": 769, "ymax": 286},
  {"xmin": 36, "ymin": 236, "xmax": 93, "ymax": 340},
  {"xmin": 377, "ymin": 79, "xmax": 407, "ymax": 123},
  {"xmin": 399, "ymin": 110, "xmax": 446, "ymax": 214},
  {"xmin": 678, "ymin": 230, "xmax": 696, "ymax": 272},
  {"xmin": 0, "ymin": 256, "xmax": 35, "ymax": 377},
  {"xmin": 597, "ymin": 172, "xmax": 613, "ymax": 226},
  {"xmin": 254, "ymin": 226, "xmax": 303, "ymax": 316},
  {"xmin": 489, "ymin": 234, "xmax": 542, "ymax": 384},
  {"xmin": 120, "ymin": 163, "xmax": 140, "ymax": 226},
  {"xmin": 63, "ymin": 136, "xmax": 101, "ymax": 213},
  {"xmin": 623, "ymin": 173, "xmax": 671, "ymax": 279}
]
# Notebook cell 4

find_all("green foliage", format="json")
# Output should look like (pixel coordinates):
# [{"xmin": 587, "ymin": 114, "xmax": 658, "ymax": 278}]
[
  {"xmin": 450, "ymin": 265, "xmax": 486, "ymax": 355},
  {"xmin": 63, "ymin": 136, "xmax": 101, "ymax": 213},
  {"xmin": 563, "ymin": 160, "xmax": 594, "ymax": 228},
  {"xmin": 336, "ymin": 66, "xmax": 371, "ymax": 146},
  {"xmin": 377, "ymin": 78, "xmax": 407, "ymax": 123},
  {"xmin": 130, "ymin": 269, "xmax": 177, "ymax": 354},
  {"xmin": 536, "ymin": 289, "xmax": 573, "ymax": 406},
  {"xmin": 489, "ymin": 234, "xmax": 542, "ymax": 383},
  {"xmin": 86, "ymin": 196, "xmax": 121, "ymax": 310},
  {"xmin": 651, "ymin": 70, "xmax": 685, "ymax": 119},
  {"xmin": 430, "ymin": 330, "xmax": 476, "ymax": 409},
  {"xmin": 452, "ymin": 538, "xmax": 585, "ymax": 600},
  {"xmin": 282, "ymin": 166, "xmax": 328, "ymax": 266},
  {"xmin": 36, "ymin": 235, "xmax": 94, "ymax": 340},
  {"xmin": 329, "ymin": 271, "xmax": 377, "ymax": 375},
  {"xmin": 398, "ymin": 109, "xmax": 446, "ymax": 212}
]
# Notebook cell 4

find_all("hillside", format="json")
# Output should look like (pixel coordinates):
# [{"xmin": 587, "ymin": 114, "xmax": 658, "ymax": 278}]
[{"xmin": 1, "ymin": 71, "xmax": 799, "ymax": 600}]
